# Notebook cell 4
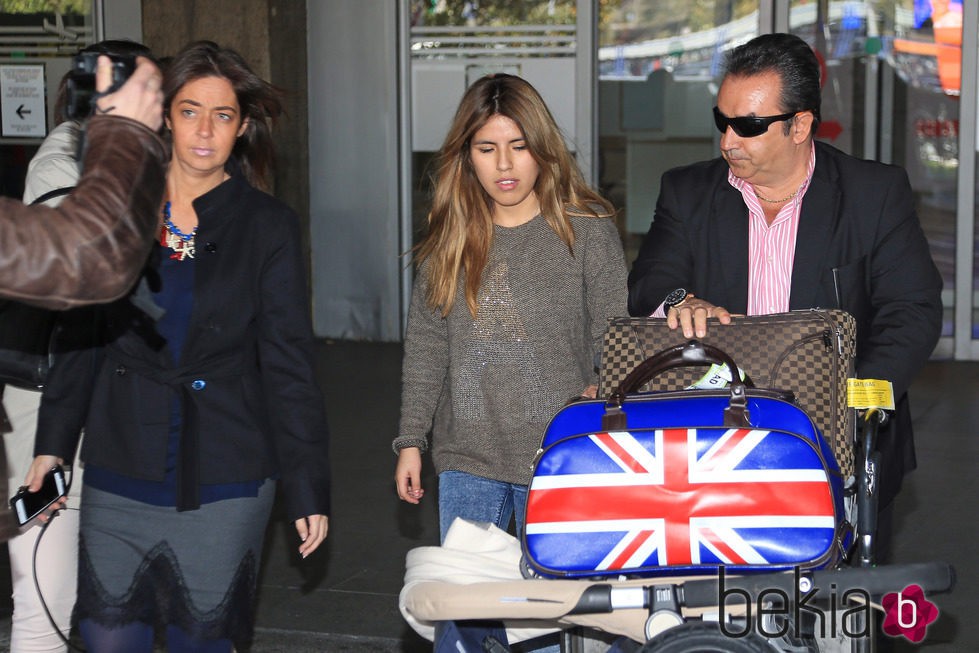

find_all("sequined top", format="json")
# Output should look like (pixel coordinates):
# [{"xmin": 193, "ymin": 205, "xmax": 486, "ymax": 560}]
[{"xmin": 394, "ymin": 214, "xmax": 627, "ymax": 485}]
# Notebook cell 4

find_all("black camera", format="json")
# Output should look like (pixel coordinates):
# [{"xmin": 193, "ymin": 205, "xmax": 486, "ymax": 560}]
[{"xmin": 65, "ymin": 51, "xmax": 137, "ymax": 120}]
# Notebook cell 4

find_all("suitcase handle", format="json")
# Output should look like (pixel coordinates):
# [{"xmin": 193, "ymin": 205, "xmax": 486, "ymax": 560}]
[{"xmin": 604, "ymin": 340, "xmax": 752, "ymax": 429}]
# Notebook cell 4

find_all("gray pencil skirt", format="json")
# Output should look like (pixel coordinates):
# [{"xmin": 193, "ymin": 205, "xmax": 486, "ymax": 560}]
[{"xmin": 74, "ymin": 482, "xmax": 276, "ymax": 648}]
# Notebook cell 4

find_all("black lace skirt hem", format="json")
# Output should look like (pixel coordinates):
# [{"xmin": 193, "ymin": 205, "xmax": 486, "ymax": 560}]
[
  {"xmin": 76, "ymin": 537, "xmax": 259, "ymax": 649},
  {"xmin": 74, "ymin": 483, "xmax": 275, "ymax": 650}
]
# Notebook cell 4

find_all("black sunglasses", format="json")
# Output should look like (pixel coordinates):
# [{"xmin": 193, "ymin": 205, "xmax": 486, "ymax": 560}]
[{"xmin": 712, "ymin": 106, "xmax": 797, "ymax": 138}]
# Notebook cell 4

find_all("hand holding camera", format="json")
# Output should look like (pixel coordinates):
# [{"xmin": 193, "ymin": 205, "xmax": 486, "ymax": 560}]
[{"xmin": 67, "ymin": 53, "xmax": 163, "ymax": 131}]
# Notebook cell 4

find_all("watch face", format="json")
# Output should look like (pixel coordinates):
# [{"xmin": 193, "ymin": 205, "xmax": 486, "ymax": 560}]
[{"xmin": 665, "ymin": 288, "xmax": 687, "ymax": 308}]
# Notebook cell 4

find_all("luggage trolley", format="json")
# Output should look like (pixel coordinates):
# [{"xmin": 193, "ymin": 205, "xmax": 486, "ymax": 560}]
[{"xmin": 400, "ymin": 317, "xmax": 954, "ymax": 652}]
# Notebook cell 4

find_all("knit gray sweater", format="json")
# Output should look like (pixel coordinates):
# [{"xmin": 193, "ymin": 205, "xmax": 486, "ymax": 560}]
[{"xmin": 394, "ymin": 214, "xmax": 628, "ymax": 486}]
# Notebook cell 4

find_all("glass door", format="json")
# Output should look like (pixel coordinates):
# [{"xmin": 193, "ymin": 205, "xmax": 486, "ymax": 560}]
[
  {"xmin": 399, "ymin": 0, "xmax": 595, "ymax": 329},
  {"xmin": 596, "ymin": 0, "xmax": 761, "ymax": 261},
  {"xmin": 787, "ymin": 0, "xmax": 962, "ymax": 356}
]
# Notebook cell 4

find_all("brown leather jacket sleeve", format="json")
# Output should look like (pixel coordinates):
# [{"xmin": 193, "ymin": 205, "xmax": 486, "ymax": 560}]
[{"xmin": 0, "ymin": 115, "xmax": 166, "ymax": 309}]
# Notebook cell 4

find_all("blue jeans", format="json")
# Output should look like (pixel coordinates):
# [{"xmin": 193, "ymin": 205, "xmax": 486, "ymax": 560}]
[
  {"xmin": 435, "ymin": 472, "xmax": 560, "ymax": 652},
  {"xmin": 437, "ymin": 471, "xmax": 528, "ymax": 543}
]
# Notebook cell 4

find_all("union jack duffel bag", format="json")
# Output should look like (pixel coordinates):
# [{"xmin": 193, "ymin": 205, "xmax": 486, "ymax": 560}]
[{"xmin": 523, "ymin": 340, "xmax": 848, "ymax": 579}]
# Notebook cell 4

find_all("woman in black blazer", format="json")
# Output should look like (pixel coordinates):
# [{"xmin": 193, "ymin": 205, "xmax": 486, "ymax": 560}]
[{"xmin": 26, "ymin": 41, "xmax": 330, "ymax": 653}]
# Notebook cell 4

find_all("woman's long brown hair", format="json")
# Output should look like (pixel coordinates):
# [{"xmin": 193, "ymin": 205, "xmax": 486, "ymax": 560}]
[{"xmin": 415, "ymin": 73, "xmax": 614, "ymax": 318}]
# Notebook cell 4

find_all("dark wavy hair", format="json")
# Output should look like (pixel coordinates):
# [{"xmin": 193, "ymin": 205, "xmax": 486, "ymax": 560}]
[
  {"xmin": 724, "ymin": 33, "xmax": 822, "ymax": 136},
  {"xmin": 162, "ymin": 40, "xmax": 283, "ymax": 190}
]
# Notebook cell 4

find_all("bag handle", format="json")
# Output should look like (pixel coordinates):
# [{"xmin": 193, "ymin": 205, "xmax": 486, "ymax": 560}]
[
  {"xmin": 612, "ymin": 339, "xmax": 751, "ymax": 397},
  {"xmin": 603, "ymin": 340, "xmax": 752, "ymax": 430}
]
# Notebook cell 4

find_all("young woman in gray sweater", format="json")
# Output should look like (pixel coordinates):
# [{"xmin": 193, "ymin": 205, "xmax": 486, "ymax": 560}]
[{"xmin": 393, "ymin": 73, "xmax": 627, "ymax": 545}]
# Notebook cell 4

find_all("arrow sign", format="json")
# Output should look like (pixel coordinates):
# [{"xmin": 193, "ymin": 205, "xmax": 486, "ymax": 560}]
[{"xmin": 1, "ymin": 64, "xmax": 46, "ymax": 137}]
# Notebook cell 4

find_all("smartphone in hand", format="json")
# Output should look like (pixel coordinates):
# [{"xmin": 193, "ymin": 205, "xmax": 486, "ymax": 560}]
[{"xmin": 9, "ymin": 465, "xmax": 67, "ymax": 526}]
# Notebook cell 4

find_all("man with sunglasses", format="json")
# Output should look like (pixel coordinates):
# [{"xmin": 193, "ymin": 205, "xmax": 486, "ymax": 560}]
[{"xmin": 627, "ymin": 32, "xmax": 942, "ymax": 561}]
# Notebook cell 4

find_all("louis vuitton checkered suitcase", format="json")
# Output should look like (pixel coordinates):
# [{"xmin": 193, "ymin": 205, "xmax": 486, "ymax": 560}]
[{"xmin": 599, "ymin": 310, "xmax": 857, "ymax": 477}]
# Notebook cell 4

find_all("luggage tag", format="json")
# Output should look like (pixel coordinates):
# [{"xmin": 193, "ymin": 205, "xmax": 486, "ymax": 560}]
[
  {"xmin": 687, "ymin": 363, "xmax": 746, "ymax": 390},
  {"xmin": 846, "ymin": 378, "xmax": 895, "ymax": 411}
]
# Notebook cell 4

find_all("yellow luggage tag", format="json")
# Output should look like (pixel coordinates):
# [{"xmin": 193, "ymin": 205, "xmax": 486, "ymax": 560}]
[{"xmin": 846, "ymin": 378, "xmax": 895, "ymax": 411}]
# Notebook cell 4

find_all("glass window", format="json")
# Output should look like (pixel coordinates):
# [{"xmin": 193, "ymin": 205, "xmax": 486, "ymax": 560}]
[
  {"xmin": 788, "ymin": 0, "xmax": 959, "ymax": 339},
  {"xmin": 0, "ymin": 1, "xmax": 93, "ymax": 53},
  {"xmin": 410, "ymin": 0, "xmax": 576, "ymax": 27},
  {"xmin": 597, "ymin": 1, "xmax": 760, "ymax": 261}
]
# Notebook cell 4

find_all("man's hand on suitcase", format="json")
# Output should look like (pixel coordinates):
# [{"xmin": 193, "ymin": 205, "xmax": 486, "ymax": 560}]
[
  {"xmin": 396, "ymin": 447, "xmax": 425, "ymax": 503},
  {"xmin": 667, "ymin": 297, "xmax": 732, "ymax": 338}
]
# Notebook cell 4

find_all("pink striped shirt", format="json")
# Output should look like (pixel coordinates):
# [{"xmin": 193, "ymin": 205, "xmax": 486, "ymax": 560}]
[{"xmin": 728, "ymin": 144, "xmax": 816, "ymax": 315}]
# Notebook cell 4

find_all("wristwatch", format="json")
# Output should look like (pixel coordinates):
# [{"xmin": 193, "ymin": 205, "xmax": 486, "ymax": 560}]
[{"xmin": 664, "ymin": 288, "xmax": 691, "ymax": 311}]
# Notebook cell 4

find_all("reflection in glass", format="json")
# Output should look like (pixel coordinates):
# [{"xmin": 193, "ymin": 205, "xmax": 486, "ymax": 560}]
[
  {"xmin": 410, "ymin": 0, "xmax": 576, "ymax": 28},
  {"xmin": 596, "ymin": 1, "xmax": 759, "ymax": 261},
  {"xmin": 0, "ymin": 1, "xmax": 89, "ymax": 14},
  {"xmin": 790, "ymin": 0, "xmax": 960, "ymax": 337},
  {"xmin": 0, "ymin": 1, "xmax": 93, "ymax": 55}
]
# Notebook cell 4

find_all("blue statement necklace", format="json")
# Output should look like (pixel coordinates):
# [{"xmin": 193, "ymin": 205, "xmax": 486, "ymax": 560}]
[{"xmin": 161, "ymin": 201, "xmax": 197, "ymax": 261}]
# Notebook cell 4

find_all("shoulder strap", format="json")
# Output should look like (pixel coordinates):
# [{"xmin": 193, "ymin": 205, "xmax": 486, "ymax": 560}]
[{"xmin": 30, "ymin": 186, "xmax": 76, "ymax": 206}]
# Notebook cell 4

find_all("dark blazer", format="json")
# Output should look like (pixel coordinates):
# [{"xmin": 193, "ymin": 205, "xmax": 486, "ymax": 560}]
[
  {"xmin": 36, "ymin": 174, "xmax": 331, "ymax": 522},
  {"xmin": 628, "ymin": 141, "xmax": 943, "ymax": 505}
]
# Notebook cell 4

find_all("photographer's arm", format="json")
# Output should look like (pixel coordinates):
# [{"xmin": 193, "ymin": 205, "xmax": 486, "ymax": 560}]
[
  {"xmin": 0, "ymin": 56, "xmax": 165, "ymax": 309},
  {"xmin": 0, "ymin": 116, "xmax": 165, "ymax": 308}
]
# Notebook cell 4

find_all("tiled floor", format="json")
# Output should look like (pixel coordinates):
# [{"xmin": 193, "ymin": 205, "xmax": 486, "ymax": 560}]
[{"xmin": 0, "ymin": 340, "xmax": 971, "ymax": 652}]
